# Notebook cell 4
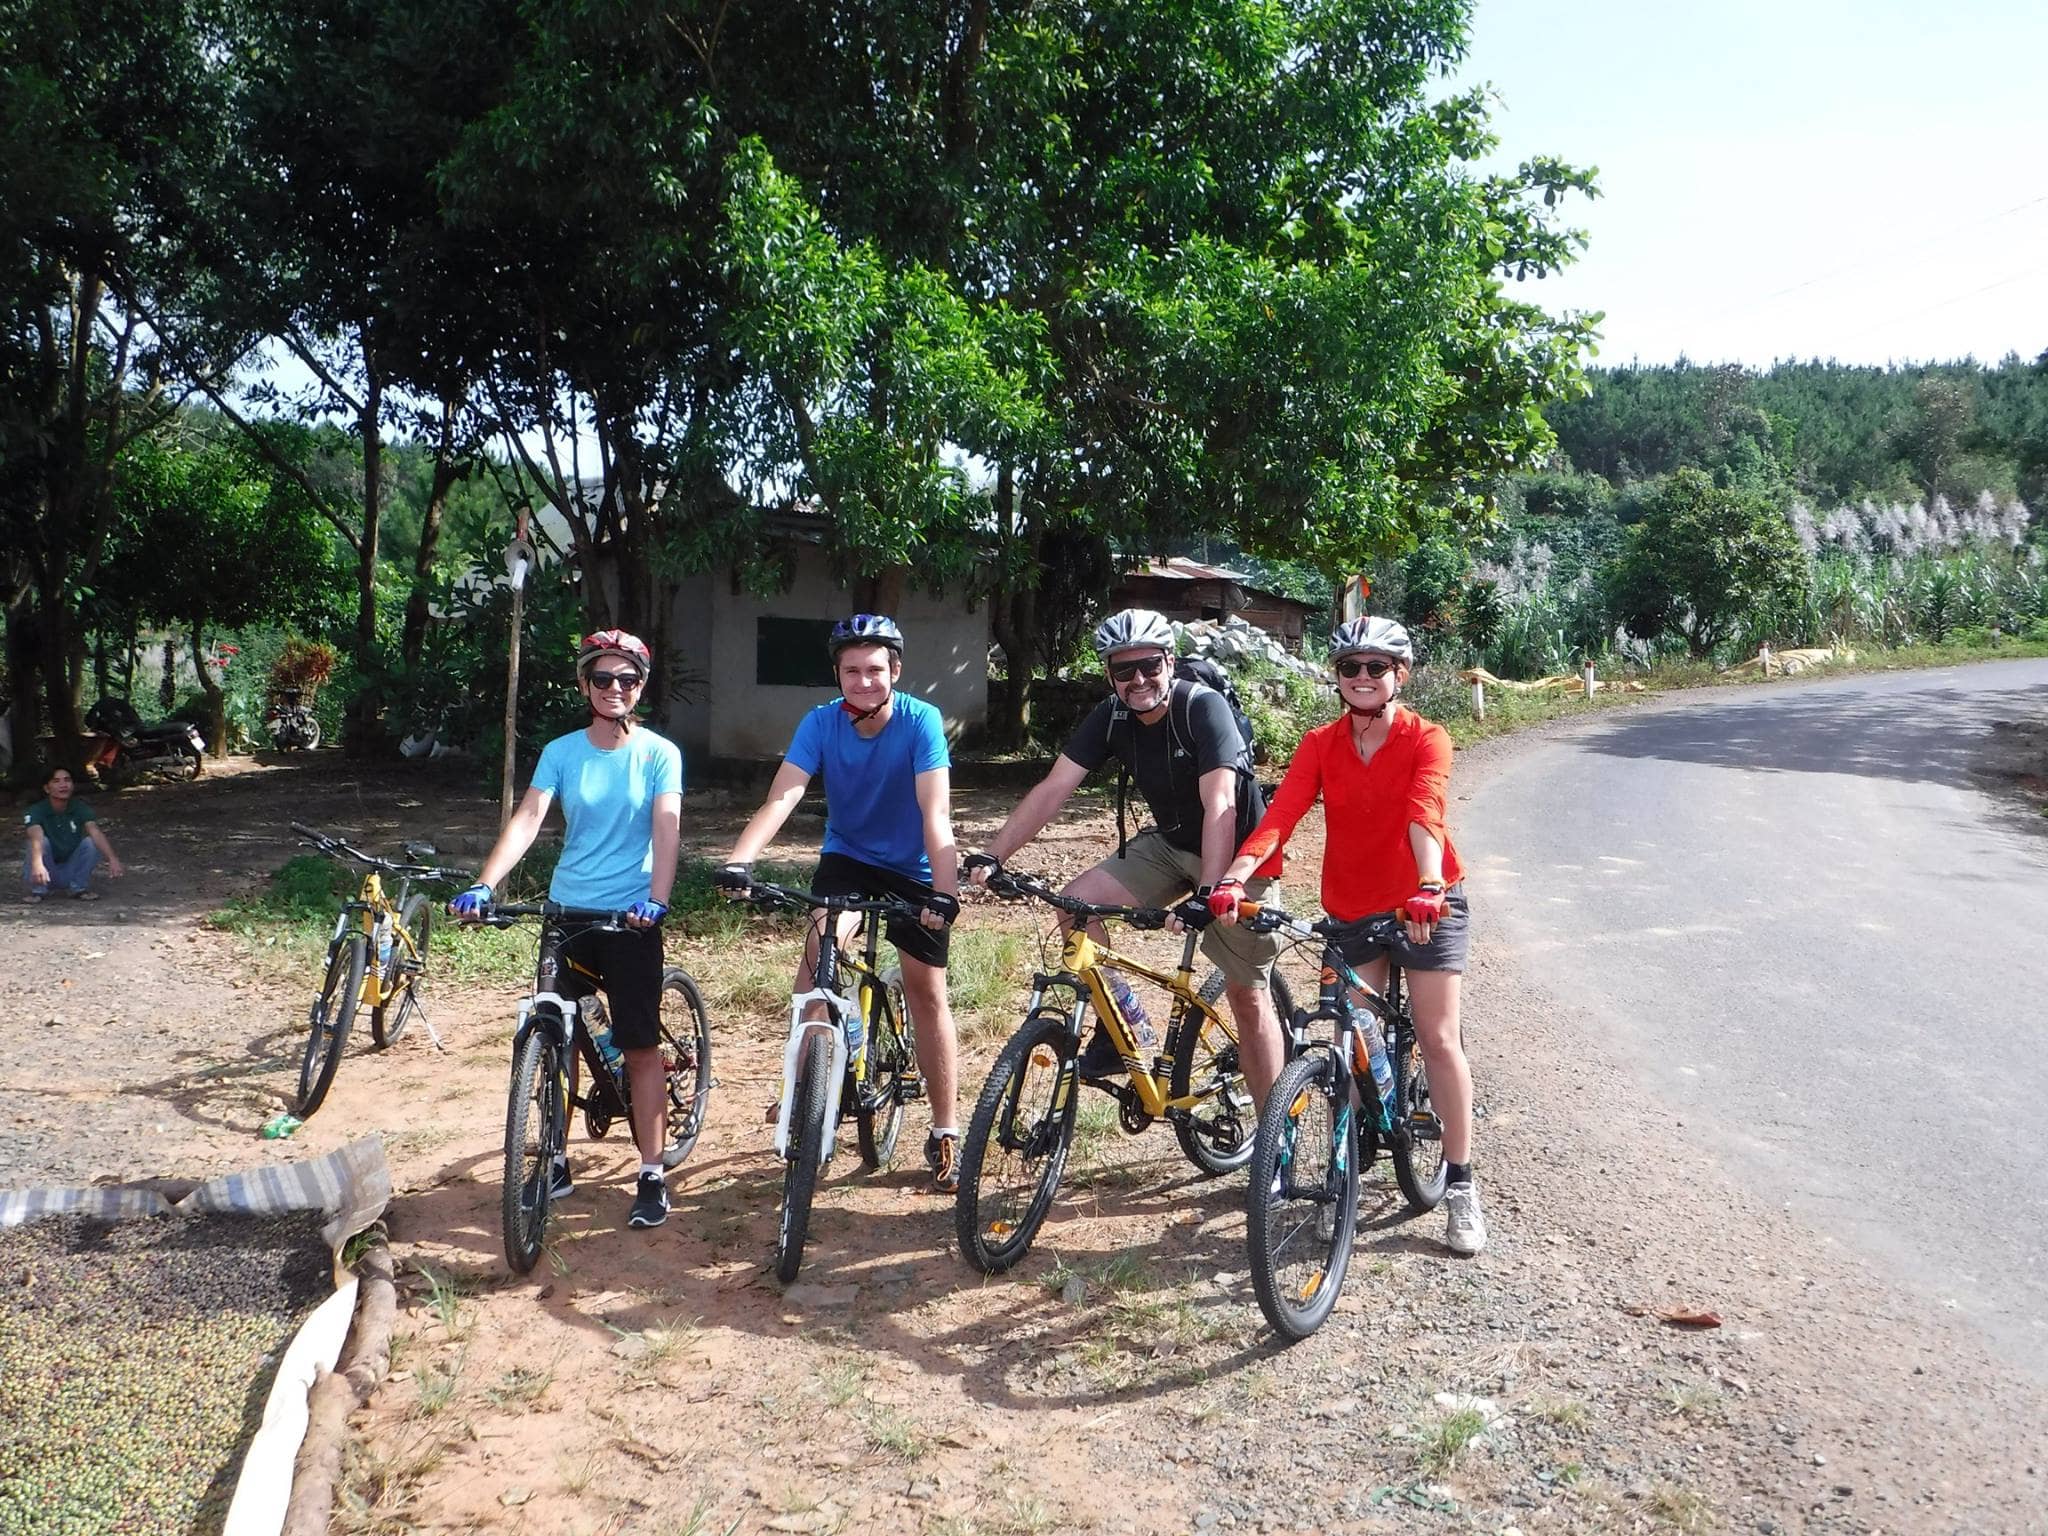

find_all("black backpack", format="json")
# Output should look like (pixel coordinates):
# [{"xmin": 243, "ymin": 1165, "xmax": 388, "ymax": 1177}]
[{"xmin": 1110, "ymin": 658, "xmax": 1265, "ymax": 859}]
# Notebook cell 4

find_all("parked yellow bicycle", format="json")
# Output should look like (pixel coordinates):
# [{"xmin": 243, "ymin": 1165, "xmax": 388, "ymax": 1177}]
[
  {"xmin": 955, "ymin": 867, "xmax": 1296, "ymax": 1273},
  {"xmin": 290, "ymin": 823, "xmax": 466, "ymax": 1116}
]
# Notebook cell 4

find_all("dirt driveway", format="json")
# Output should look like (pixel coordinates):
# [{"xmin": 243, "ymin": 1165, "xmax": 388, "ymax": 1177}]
[{"xmin": 3, "ymin": 747, "xmax": 2044, "ymax": 1535}]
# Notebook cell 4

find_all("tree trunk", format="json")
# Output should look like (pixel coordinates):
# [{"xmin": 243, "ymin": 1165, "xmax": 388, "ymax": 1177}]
[
  {"xmin": 985, "ymin": 465, "xmax": 1042, "ymax": 750},
  {"xmin": 92, "ymin": 630, "xmax": 109, "ymax": 702},
  {"xmin": 160, "ymin": 635, "xmax": 178, "ymax": 712},
  {"xmin": 3, "ymin": 590, "xmax": 41, "ymax": 783},
  {"xmin": 346, "ymin": 341, "xmax": 386, "ymax": 755},
  {"xmin": 401, "ymin": 405, "xmax": 460, "ymax": 671},
  {"xmin": 35, "ymin": 583, "xmax": 88, "ymax": 772},
  {"xmin": 190, "ymin": 623, "xmax": 228, "ymax": 756}
]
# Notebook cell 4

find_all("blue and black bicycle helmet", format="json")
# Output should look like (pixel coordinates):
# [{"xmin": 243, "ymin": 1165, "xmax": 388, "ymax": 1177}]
[{"xmin": 828, "ymin": 613, "xmax": 905, "ymax": 658}]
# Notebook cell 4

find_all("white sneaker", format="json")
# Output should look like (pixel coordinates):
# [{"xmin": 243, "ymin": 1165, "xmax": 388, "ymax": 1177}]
[{"xmin": 1444, "ymin": 1181, "xmax": 1486, "ymax": 1256}]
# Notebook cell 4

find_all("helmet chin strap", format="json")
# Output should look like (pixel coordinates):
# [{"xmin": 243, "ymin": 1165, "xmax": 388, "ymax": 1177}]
[{"xmin": 841, "ymin": 694, "xmax": 889, "ymax": 724}]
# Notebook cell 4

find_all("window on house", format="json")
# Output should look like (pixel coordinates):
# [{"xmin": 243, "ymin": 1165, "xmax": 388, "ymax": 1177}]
[
  {"xmin": 1201, "ymin": 604, "xmax": 1224, "ymax": 620},
  {"xmin": 756, "ymin": 618, "xmax": 839, "ymax": 687}
]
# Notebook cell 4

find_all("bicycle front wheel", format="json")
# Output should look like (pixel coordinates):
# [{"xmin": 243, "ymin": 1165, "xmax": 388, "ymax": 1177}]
[
  {"xmin": 1246, "ymin": 1052, "xmax": 1360, "ymax": 1342},
  {"xmin": 855, "ymin": 971, "xmax": 911, "ymax": 1170},
  {"xmin": 658, "ymin": 968, "xmax": 713, "ymax": 1169},
  {"xmin": 774, "ymin": 1031, "xmax": 832, "ymax": 1283},
  {"xmin": 1390, "ymin": 1029, "xmax": 1448, "ymax": 1212},
  {"xmin": 956, "ymin": 1010, "xmax": 1078, "ymax": 1275},
  {"xmin": 371, "ymin": 894, "xmax": 431, "ymax": 1047},
  {"xmin": 502, "ymin": 1024, "xmax": 567, "ymax": 1275},
  {"xmin": 296, "ymin": 934, "xmax": 366, "ymax": 1117}
]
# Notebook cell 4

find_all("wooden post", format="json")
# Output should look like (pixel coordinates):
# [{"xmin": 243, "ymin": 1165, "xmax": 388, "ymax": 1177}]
[{"xmin": 501, "ymin": 507, "xmax": 534, "ymax": 828}]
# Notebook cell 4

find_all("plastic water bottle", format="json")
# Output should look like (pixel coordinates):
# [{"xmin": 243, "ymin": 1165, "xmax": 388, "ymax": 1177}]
[
  {"xmin": 1349, "ymin": 1002, "xmax": 1394, "ymax": 1120},
  {"xmin": 1106, "ymin": 971, "xmax": 1157, "ymax": 1051},
  {"xmin": 580, "ymin": 996, "xmax": 622, "ymax": 1071},
  {"xmin": 375, "ymin": 923, "xmax": 394, "ymax": 972}
]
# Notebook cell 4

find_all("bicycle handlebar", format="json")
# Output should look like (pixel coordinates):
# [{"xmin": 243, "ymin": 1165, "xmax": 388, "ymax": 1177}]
[
  {"xmin": 737, "ymin": 880, "xmax": 931, "ymax": 925},
  {"xmin": 1237, "ymin": 901, "xmax": 1407, "ymax": 944},
  {"xmin": 981, "ymin": 867, "xmax": 1172, "ymax": 931},
  {"xmin": 291, "ymin": 822, "xmax": 468, "ymax": 884},
  {"xmin": 470, "ymin": 900, "xmax": 633, "ymax": 932}
]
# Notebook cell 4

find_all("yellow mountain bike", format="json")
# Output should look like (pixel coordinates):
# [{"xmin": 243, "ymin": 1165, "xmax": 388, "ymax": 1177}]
[
  {"xmin": 291, "ymin": 824, "xmax": 466, "ymax": 1117},
  {"xmin": 955, "ymin": 867, "xmax": 1296, "ymax": 1274}
]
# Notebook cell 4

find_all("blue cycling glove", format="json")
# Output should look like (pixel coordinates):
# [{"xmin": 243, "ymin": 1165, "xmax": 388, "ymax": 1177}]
[
  {"xmin": 450, "ymin": 882, "xmax": 491, "ymax": 918},
  {"xmin": 628, "ymin": 898, "xmax": 668, "ymax": 925}
]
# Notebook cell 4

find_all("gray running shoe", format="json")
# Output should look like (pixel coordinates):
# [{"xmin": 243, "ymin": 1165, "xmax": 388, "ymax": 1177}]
[
  {"xmin": 1443, "ymin": 1181, "xmax": 1486, "ymax": 1256},
  {"xmin": 628, "ymin": 1171, "xmax": 669, "ymax": 1229}
]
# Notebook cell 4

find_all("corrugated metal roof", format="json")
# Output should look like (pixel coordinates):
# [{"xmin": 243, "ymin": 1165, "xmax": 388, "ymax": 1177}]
[{"xmin": 1128, "ymin": 556, "xmax": 1251, "ymax": 583}]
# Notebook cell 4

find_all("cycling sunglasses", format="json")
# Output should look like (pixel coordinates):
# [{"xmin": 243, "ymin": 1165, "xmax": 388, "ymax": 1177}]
[
  {"xmin": 1336, "ymin": 657, "xmax": 1398, "ymax": 680},
  {"xmin": 587, "ymin": 670, "xmax": 645, "ymax": 691},
  {"xmin": 1108, "ymin": 655, "xmax": 1169, "ymax": 683}
]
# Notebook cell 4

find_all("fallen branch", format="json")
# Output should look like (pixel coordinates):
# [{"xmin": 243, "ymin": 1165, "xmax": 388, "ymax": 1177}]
[{"xmin": 282, "ymin": 1243, "xmax": 398, "ymax": 1536}]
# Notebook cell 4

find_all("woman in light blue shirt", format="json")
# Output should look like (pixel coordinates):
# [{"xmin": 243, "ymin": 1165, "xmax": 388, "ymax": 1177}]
[{"xmin": 453, "ymin": 630, "xmax": 684, "ymax": 1231}]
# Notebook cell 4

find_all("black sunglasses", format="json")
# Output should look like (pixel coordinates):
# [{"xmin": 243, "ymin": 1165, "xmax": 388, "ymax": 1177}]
[
  {"xmin": 587, "ymin": 670, "xmax": 644, "ymax": 691},
  {"xmin": 1108, "ymin": 655, "xmax": 1169, "ymax": 683},
  {"xmin": 1336, "ymin": 657, "xmax": 1397, "ymax": 680}
]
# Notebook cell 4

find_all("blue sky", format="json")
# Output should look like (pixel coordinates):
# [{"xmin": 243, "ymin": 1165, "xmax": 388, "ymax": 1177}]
[{"xmin": 1456, "ymin": 0, "xmax": 2048, "ymax": 367}]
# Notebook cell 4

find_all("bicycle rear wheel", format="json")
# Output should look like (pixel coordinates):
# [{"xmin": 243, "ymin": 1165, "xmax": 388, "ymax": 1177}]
[
  {"xmin": 657, "ymin": 968, "xmax": 713, "ymax": 1168},
  {"xmin": 296, "ymin": 934, "xmax": 366, "ymax": 1117},
  {"xmin": 1246, "ymin": 1052, "xmax": 1359, "ymax": 1341},
  {"xmin": 856, "ymin": 970, "xmax": 911, "ymax": 1170},
  {"xmin": 1390, "ymin": 1027, "xmax": 1448, "ymax": 1211},
  {"xmin": 774, "ymin": 1031, "xmax": 832, "ymax": 1283},
  {"xmin": 502, "ymin": 1022, "xmax": 567, "ymax": 1275},
  {"xmin": 370, "ymin": 894, "xmax": 431, "ymax": 1047},
  {"xmin": 1169, "ymin": 998, "xmax": 1257, "ymax": 1176},
  {"xmin": 956, "ymin": 1010, "xmax": 1078, "ymax": 1274}
]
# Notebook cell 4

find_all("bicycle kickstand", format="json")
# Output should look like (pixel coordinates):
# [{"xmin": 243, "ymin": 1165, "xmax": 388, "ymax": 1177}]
[{"xmin": 401, "ymin": 991, "xmax": 447, "ymax": 1052}]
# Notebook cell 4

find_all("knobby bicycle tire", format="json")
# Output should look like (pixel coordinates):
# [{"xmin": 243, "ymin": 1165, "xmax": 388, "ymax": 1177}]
[
  {"xmin": 1390, "ymin": 1030, "xmax": 1448, "ymax": 1212},
  {"xmin": 1246, "ymin": 1051, "xmax": 1360, "ymax": 1342},
  {"xmin": 658, "ymin": 968, "xmax": 714, "ymax": 1168},
  {"xmin": 502, "ymin": 1024, "xmax": 566, "ymax": 1274},
  {"xmin": 1169, "ymin": 995, "xmax": 1258, "ymax": 1177},
  {"xmin": 956, "ymin": 1009, "xmax": 1079, "ymax": 1275},
  {"xmin": 371, "ymin": 893, "xmax": 432, "ymax": 1047},
  {"xmin": 774, "ymin": 1032, "xmax": 833, "ymax": 1283},
  {"xmin": 855, "ymin": 971, "xmax": 911, "ymax": 1170},
  {"xmin": 296, "ymin": 934, "xmax": 366, "ymax": 1117}
]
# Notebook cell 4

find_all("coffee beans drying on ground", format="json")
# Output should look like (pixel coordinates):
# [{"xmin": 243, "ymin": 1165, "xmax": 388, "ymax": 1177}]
[{"xmin": 0, "ymin": 1210, "xmax": 333, "ymax": 1536}]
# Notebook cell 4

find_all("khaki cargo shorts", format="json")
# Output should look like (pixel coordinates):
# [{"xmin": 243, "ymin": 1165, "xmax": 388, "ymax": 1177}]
[{"xmin": 1085, "ymin": 831, "xmax": 1283, "ymax": 988}]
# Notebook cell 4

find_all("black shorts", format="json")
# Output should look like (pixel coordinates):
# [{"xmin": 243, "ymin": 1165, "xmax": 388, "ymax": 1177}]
[
  {"xmin": 1331, "ymin": 885, "xmax": 1471, "ymax": 975},
  {"xmin": 811, "ymin": 852, "xmax": 950, "ymax": 969},
  {"xmin": 555, "ymin": 922, "xmax": 666, "ymax": 1049}
]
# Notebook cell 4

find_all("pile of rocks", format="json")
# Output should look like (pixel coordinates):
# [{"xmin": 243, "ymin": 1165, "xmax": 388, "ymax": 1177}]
[{"xmin": 1172, "ymin": 615, "xmax": 1327, "ymax": 681}]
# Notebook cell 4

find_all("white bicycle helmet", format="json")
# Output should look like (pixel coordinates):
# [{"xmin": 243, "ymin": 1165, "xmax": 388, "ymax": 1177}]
[
  {"xmin": 1329, "ymin": 616, "xmax": 1415, "ymax": 665},
  {"xmin": 1092, "ymin": 608, "xmax": 1176, "ymax": 658}
]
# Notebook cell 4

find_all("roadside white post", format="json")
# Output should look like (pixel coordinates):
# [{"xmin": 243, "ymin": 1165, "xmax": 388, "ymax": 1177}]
[
  {"xmin": 1471, "ymin": 678, "xmax": 1485, "ymax": 721},
  {"xmin": 1760, "ymin": 642, "xmax": 1773, "ymax": 677},
  {"xmin": 501, "ymin": 506, "xmax": 535, "ymax": 828},
  {"xmin": 1581, "ymin": 658, "xmax": 1596, "ymax": 698}
]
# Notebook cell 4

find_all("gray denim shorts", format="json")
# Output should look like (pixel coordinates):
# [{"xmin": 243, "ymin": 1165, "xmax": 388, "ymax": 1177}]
[{"xmin": 1331, "ymin": 885, "xmax": 1471, "ymax": 975}]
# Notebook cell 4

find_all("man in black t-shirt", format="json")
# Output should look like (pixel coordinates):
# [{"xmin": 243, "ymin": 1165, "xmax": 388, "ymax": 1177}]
[{"xmin": 967, "ymin": 609, "xmax": 1287, "ymax": 1105}]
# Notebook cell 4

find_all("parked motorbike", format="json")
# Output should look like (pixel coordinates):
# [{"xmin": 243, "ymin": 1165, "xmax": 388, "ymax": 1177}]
[
  {"xmin": 83, "ymin": 697, "xmax": 205, "ymax": 785},
  {"xmin": 267, "ymin": 687, "xmax": 322, "ymax": 751}
]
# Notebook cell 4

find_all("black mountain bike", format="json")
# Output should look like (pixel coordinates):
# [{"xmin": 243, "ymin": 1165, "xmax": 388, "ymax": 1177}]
[
  {"xmin": 1241, "ymin": 903, "xmax": 1447, "ymax": 1341},
  {"xmin": 731, "ymin": 881, "xmax": 926, "ymax": 1283},
  {"xmin": 485, "ymin": 902, "xmax": 714, "ymax": 1274}
]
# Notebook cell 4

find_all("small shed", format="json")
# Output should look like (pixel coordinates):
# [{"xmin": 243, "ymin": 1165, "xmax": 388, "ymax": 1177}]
[{"xmin": 1110, "ymin": 558, "xmax": 1319, "ymax": 652}]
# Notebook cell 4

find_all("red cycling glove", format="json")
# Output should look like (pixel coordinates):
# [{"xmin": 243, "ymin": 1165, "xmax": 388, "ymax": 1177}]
[
  {"xmin": 1403, "ymin": 886, "xmax": 1448, "ymax": 926},
  {"xmin": 1206, "ymin": 879, "xmax": 1247, "ymax": 920}
]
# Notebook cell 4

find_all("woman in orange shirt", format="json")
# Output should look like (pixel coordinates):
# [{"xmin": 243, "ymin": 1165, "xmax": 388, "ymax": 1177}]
[{"xmin": 1212, "ymin": 616, "xmax": 1484, "ymax": 1256}]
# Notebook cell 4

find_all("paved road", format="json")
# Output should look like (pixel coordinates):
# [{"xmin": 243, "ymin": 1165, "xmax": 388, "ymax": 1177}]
[{"xmin": 1462, "ymin": 658, "xmax": 2048, "ymax": 1380}]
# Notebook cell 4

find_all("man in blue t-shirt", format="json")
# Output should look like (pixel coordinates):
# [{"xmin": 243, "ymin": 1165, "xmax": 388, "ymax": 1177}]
[
  {"xmin": 719, "ymin": 614, "xmax": 965, "ymax": 1191},
  {"xmin": 452, "ymin": 630, "xmax": 685, "ymax": 1231}
]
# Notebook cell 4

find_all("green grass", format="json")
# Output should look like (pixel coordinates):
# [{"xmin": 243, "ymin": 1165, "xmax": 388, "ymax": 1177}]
[{"xmin": 1414, "ymin": 1405, "xmax": 1491, "ymax": 1476}]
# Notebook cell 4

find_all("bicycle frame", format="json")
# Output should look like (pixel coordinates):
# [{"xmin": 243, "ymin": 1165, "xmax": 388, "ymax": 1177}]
[
  {"xmin": 1025, "ymin": 925, "xmax": 1217, "ymax": 1119},
  {"xmin": 770, "ymin": 904, "xmax": 891, "ymax": 1160}
]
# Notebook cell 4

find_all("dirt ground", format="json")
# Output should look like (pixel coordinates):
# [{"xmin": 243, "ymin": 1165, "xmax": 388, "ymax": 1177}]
[{"xmin": 3, "ymin": 738, "xmax": 2046, "ymax": 1536}]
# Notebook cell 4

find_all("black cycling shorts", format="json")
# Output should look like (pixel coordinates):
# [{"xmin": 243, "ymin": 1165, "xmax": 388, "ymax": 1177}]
[
  {"xmin": 810, "ymin": 852, "xmax": 950, "ymax": 969},
  {"xmin": 1331, "ymin": 885, "xmax": 1471, "ymax": 975},
  {"xmin": 555, "ymin": 922, "xmax": 666, "ymax": 1049}
]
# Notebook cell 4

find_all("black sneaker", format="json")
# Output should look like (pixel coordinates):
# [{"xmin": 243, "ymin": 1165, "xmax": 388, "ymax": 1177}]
[
  {"xmin": 549, "ymin": 1158, "xmax": 574, "ymax": 1201},
  {"xmin": 925, "ymin": 1132, "xmax": 960, "ymax": 1194},
  {"xmin": 1076, "ymin": 1024, "xmax": 1124, "ymax": 1079},
  {"xmin": 627, "ymin": 1171, "xmax": 669, "ymax": 1229}
]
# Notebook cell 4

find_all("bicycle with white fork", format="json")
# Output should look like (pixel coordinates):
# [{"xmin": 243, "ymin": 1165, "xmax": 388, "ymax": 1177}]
[{"xmin": 736, "ymin": 881, "xmax": 925, "ymax": 1281}]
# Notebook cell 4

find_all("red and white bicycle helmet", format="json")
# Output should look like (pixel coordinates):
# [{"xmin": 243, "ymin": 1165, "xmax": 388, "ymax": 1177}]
[{"xmin": 576, "ymin": 629, "xmax": 652, "ymax": 678}]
